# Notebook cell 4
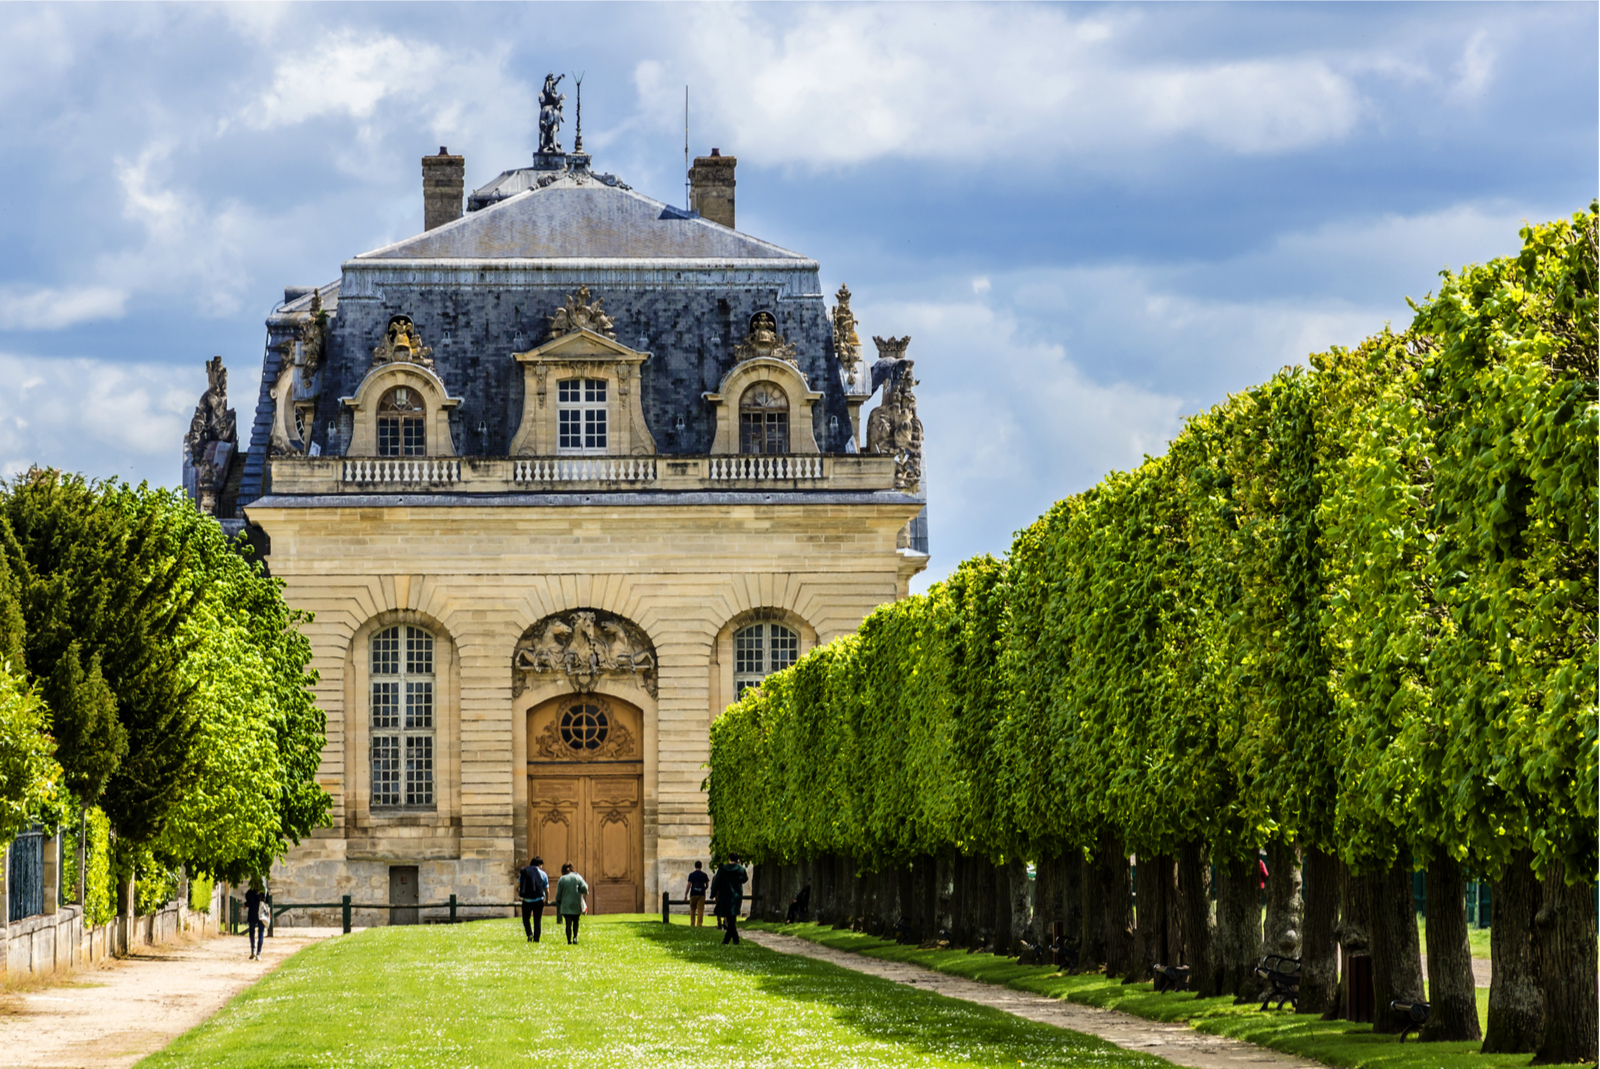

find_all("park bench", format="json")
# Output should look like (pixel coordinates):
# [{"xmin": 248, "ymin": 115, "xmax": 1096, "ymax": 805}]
[
  {"xmin": 1253, "ymin": 953, "xmax": 1301, "ymax": 1010},
  {"xmin": 1152, "ymin": 963, "xmax": 1190, "ymax": 992},
  {"xmin": 1389, "ymin": 1000, "xmax": 1430, "ymax": 1043}
]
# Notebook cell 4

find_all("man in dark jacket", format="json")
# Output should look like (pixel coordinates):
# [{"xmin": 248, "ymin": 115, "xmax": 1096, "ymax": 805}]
[
  {"xmin": 708, "ymin": 854, "xmax": 749, "ymax": 945},
  {"xmin": 517, "ymin": 856, "xmax": 549, "ymax": 942}
]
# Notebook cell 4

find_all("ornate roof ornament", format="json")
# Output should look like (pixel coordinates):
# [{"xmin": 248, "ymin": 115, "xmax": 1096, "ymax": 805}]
[
  {"xmin": 371, "ymin": 314, "xmax": 434, "ymax": 367},
  {"xmin": 547, "ymin": 285, "xmax": 616, "ymax": 339},
  {"xmin": 831, "ymin": 285, "xmax": 862, "ymax": 384},
  {"xmin": 299, "ymin": 289, "xmax": 328, "ymax": 375},
  {"xmin": 733, "ymin": 311, "xmax": 798, "ymax": 365},
  {"xmin": 184, "ymin": 356, "xmax": 237, "ymax": 515},
  {"xmin": 513, "ymin": 609, "xmax": 657, "ymax": 699},
  {"xmin": 538, "ymin": 72, "xmax": 566, "ymax": 155},
  {"xmin": 865, "ymin": 339, "xmax": 922, "ymax": 492}
]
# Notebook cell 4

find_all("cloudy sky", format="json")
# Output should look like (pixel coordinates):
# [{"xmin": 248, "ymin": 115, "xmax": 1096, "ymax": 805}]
[{"xmin": 0, "ymin": 2, "xmax": 1593, "ymax": 586}]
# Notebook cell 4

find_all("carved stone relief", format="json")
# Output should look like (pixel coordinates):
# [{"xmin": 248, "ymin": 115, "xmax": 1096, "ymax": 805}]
[
  {"xmin": 865, "ymin": 337, "xmax": 923, "ymax": 492},
  {"xmin": 733, "ymin": 311, "xmax": 798, "ymax": 365},
  {"xmin": 371, "ymin": 314, "xmax": 434, "ymax": 368},
  {"xmin": 831, "ymin": 285, "xmax": 861, "ymax": 385},
  {"xmin": 513, "ymin": 609, "xmax": 657, "ymax": 698},
  {"xmin": 270, "ymin": 292, "xmax": 329, "ymax": 457},
  {"xmin": 548, "ymin": 286, "xmax": 616, "ymax": 340}
]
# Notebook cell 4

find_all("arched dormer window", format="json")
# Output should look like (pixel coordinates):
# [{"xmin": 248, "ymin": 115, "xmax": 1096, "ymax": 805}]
[
  {"xmin": 739, "ymin": 382, "xmax": 789, "ymax": 455},
  {"xmin": 378, "ymin": 387, "xmax": 426, "ymax": 457}
]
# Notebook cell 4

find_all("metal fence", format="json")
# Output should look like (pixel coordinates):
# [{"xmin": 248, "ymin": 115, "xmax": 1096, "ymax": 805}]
[{"xmin": 7, "ymin": 827, "xmax": 44, "ymax": 922}]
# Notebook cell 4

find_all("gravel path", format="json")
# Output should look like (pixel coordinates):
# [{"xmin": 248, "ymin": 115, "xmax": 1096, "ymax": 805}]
[
  {"xmin": 742, "ymin": 930, "xmax": 1327, "ymax": 1069},
  {"xmin": 0, "ymin": 927, "xmax": 341, "ymax": 1068}
]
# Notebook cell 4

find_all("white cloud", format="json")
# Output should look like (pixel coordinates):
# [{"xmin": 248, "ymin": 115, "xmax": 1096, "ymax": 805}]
[
  {"xmin": 0, "ymin": 286, "xmax": 127, "ymax": 330},
  {"xmin": 239, "ymin": 33, "xmax": 446, "ymax": 130},
  {"xmin": 1452, "ymin": 30, "xmax": 1495, "ymax": 99},
  {"xmin": 0, "ymin": 353, "xmax": 205, "ymax": 486},
  {"xmin": 636, "ymin": 5, "xmax": 1367, "ymax": 167}
]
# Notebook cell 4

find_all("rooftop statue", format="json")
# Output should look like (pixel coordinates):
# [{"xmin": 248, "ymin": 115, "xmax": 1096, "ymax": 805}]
[
  {"xmin": 548, "ymin": 285, "xmax": 616, "ymax": 339},
  {"xmin": 538, "ymin": 72, "xmax": 566, "ymax": 155},
  {"xmin": 865, "ymin": 337, "xmax": 922, "ymax": 491},
  {"xmin": 733, "ymin": 311, "xmax": 798, "ymax": 365},
  {"xmin": 371, "ymin": 314, "xmax": 434, "ymax": 367},
  {"xmin": 831, "ymin": 284, "xmax": 861, "ymax": 385},
  {"xmin": 184, "ymin": 356, "xmax": 237, "ymax": 514}
]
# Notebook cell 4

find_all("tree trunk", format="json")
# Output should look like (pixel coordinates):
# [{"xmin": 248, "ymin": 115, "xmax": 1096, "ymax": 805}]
[
  {"xmin": 1081, "ymin": 842, "xmax": 1107, "ymax": 969},
  {"xmin": 1368, "ymin": 853, "xmax": 1425, "ymax": 1034},
  {"xmin": 1062, "ymin": 850, "xmax": 1084, "ymax": 953},
  {"xmin": 896, "ymin": 861, "xmax": 916, "ymax": 940},
  {"xmin": 1483, "ymin": 849, "xmax": 1544, "ymax": 1053},
  {"xmin": 1262, "ymin": 841, "xmax": 1302, "ymax": 958},
  {"xmin": 1215, "ymin": 853, "xmax": 1263, "ymax": 999},
  {"xmin": 1421, "ymin": 854, "xmax": 1481, "ymax": 1041},
  {"xmin": 1299, "ymin": 847, "xmax": 1340, "ymax": 1014},
  {"xmin": 993, "ymin": 861, "xmax": 1014, "ymax": 954},
  {"xmin": 1178, "ymin": 841, "xmax": 1217, "ymax": 995},
  {"xmin": 1009, "ymin": 859, "xmax": 1032, "ymax": 950},
  {"xmin": 1533, "ymin": 858, "xmax": 1597, "ymax": 1065},
  {"xmin": 1100, "ymin": 829, "xmax": 1133, "ymax": 978},
  {"xmin": 933, "ymin": 852, "xmax": 953, "ymax": 938},
  {"xmin": 1128, "ymin": 854, "xmax": 1151, "ymax": 982},
  {"xmin": 1137, "ymin": 853, "xmax": 1174, "ymax": 978}
]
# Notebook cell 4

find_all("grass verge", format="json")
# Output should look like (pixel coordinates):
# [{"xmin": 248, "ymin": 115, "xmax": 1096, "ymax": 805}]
[
  {"xmin": 745, "ymin": 922, "xmax": 1535, "ymax": 1069},
  {"xmin": 137, "ymin": 915, "xmax": 1183, "ymax": 1068}
]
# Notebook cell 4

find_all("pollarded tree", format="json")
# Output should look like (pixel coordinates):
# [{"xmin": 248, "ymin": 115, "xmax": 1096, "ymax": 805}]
[{"xmin": 1417, "ymin": 206, "xmax": 1597, "ymax": 1062}]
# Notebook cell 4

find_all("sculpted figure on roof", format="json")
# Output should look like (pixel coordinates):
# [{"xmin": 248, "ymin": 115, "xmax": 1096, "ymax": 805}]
[
  {"xmin": 865, "ymin": 338, "xmax": 922, "ymax": 491},
  {"xmin": 733, "ymin": 311, "xmax": 798, "ymax": 365},
  {"xmin": 538, "ymin": 73, "xmax": 566, "ymax": 155},
  {"xmin": 831, "ymin": 285, "xmax": 861, "ymax": 385},
  {"xmin": 548, "ymin": 286, "xmax": 616, "ymax": 339},
  {"xmin": 371, "ymin": 314, "xmax": 434, "ymax": 367}
]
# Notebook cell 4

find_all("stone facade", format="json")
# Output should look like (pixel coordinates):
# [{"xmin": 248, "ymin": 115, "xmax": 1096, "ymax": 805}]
[{"xmin": 203, "ymin": 136, "xmax": 929, "ymax": 920}]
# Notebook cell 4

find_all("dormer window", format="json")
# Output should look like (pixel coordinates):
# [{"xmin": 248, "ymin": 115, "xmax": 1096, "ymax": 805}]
[
  {"xmin": 558, "ymin": 378, "xmax": 608, "ymax": 453},
  {"xmin": 378, "ymin": 387, "xmax": 426, "ymax": 456},
  {"xmin": 740, "ymin": 382, "xmax": 789, "ymax": 454}
]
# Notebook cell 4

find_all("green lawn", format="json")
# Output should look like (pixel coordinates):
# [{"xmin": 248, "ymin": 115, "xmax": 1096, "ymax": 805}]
[
  {"xmin": 746, "ymin": 923, "xmax": 1543, "ymax": 1069},
  {"xmin": 139, "ymin": 916, "xmax": 1182, "ymax": 1068}
]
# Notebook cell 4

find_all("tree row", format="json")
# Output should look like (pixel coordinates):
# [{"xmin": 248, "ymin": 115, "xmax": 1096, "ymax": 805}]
[{"xmin": 707, "ymin": 207, "xmax": 1597, "ymax": 1063}]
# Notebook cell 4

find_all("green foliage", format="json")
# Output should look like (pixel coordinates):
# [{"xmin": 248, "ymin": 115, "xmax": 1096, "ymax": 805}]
[
  {"xmin": 0, "ymin": 663, "xmax": 59, "ymax": 846},
  {"xmin": 83, "ymin": 806, "xmax": 114, "ymax": 926},
  {"xmin": 708, "ymin": 207, "xmax": 1596, "ymax": 890},
  {"xmin": 0, "ymin": 469, "xmax": 330, "ymax": 882},
  {"xmin": 43, "ymin": 642, "xmax": 125, "ymax": 805},
  {"xmin": 188, "ymin": 871, "xmax": 215, "ymax": 913}
]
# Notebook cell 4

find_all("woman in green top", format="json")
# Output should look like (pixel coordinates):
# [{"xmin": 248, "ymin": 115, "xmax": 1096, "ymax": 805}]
[{"xmin": 553, "ymin": 863, "xmax": 589, "ymax": 944}]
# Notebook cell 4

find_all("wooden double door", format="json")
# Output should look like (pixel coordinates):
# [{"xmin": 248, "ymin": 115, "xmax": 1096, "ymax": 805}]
[{"xmin": 526, "ymin": 696, "xmax": 644, "ymax": 914}]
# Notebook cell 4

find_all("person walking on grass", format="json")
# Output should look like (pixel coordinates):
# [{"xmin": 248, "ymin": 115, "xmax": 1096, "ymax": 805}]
[
  {"xmin": 708, "ymin": 854, "xmax": 748, "ymax": 946},
  {"xmin": 245, "ymin": 877, "xmax": 271, "ymax": 961},
  {"xmin": 686, "ymin": 861, "xmax": 710, "ymax": 927},
  {"xmin": 517, "ymin": 855, "xmax": 549, "ymax": 942},
  {"xmin": 554, "ymin": 863, "xmax": 589, "ymax": 944}
]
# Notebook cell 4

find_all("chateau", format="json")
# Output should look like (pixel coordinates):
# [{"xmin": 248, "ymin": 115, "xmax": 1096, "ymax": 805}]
[{"xmin": 183, "ymin": 86, "xmax": 928, "ymax": 921}]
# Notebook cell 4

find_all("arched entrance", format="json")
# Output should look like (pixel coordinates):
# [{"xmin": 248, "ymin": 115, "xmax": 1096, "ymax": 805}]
[{"xmin": 526, "ymin": 694, "xmax": 644, "ymax": 914}]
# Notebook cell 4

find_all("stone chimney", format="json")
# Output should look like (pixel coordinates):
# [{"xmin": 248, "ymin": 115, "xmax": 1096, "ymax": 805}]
[
  {"xmin": 422, "ymin": 147, "xmax": 465, "ymax": 231},
  {"xmin": 688, "ymin": 148, "xmax": 736, "ymax": 229}
]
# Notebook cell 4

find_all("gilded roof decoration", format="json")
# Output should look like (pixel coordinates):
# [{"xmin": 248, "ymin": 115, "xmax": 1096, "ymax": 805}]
[
  {"xmin": 733, "ymin": 311, "xmax": 798, "ymax": 365},
  {"xmin": 548, "ymin": 285, "xmax": 616, "ymax": 340},
  {"xmin": 371, "ymin": 314, "xmax": 434, "ymax": 368}
]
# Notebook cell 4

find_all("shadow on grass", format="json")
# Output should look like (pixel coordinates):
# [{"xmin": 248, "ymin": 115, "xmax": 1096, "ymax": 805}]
[
  {"xmin": 632, "ymin": 920, "xmax": 1172, "ymax": 1069},
  {"xmin": 743, "ymin": 922, "xmax": 1545, "ymax": 1069}
]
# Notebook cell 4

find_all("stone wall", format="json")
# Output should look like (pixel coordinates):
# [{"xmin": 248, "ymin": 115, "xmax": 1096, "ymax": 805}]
[{"xmin": 0, "ymin": 881, "xmax": 224, "ymax": 980}]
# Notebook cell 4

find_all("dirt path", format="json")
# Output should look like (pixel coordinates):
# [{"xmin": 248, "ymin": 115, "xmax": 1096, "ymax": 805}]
[
  {"xmin": 0, "ymin": 927, "xmax": 341, "ymax": 1068},
  {"xmin": 743, "ymin": 930, "xmax": 1326, "ymax": 1069}
]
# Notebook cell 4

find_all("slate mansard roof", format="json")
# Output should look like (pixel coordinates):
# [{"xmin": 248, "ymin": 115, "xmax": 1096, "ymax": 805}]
[{"xmin": 238, "ymin": 157, "xmax": 860, "ymax": 509}]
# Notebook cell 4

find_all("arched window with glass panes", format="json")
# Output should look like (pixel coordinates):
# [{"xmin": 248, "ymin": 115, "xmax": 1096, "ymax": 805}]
[
  {"xmin": 377, "ymin": 386, "xmax": 426, "ymax": 456},
  {"xmin": 370, "ymin": 625, "xmax": 435, "ymax": 808},
  {"xmin": 733, "ymin": 622, "xmax": 799, "ymax": 697},
  {"xmin": 739, "ymin": 382, "xmax": 789, "ymax": 455}
]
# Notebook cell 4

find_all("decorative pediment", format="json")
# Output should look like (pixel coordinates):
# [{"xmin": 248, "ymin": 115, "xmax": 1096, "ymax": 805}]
[
  {"xmin": 513, "ymin": 609, "xmax": 657, "ymax": 699},
  {"xmin": 509, "ymin": 327, "xmax": 656, "ymax": 456},
  {"xmin": 516, "ymin": 328, "xmax": 646, "ymax": 364}
]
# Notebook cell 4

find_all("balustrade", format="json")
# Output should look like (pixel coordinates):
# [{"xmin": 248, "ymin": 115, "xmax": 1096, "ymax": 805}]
[
  {"xmin": 342, "ymin": 458, "xmax": 461, "ymax": 485},
  {"xmin": 707, "ymin": 455, "xmax": 824, "ymax": 481},
  {"xmin": 512, "ymin": 457, "xmax": 658, "ymax": 484}
]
